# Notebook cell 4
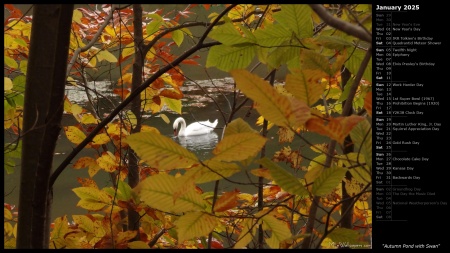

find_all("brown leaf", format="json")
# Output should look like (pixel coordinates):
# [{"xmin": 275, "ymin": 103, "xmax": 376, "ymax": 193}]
[
  {"xmin": 306, "ymin": 115, "xmax": 365, "ymax": 144},
  {"xmin": 213, "ymin": 189, "xmax": 240, "ymax": 212}
]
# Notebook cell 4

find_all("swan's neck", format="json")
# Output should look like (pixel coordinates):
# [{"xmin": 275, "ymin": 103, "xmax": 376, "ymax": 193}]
[{"xmin": 177, "ymin": 119, "xmax": 186, "ymax": 136}]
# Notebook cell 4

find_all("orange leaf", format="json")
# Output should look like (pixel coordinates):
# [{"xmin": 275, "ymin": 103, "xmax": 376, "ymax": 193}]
[
  {"xmin": 76, "ymin": 177, "xmax": 99, "ymax": 189},
  {"xmin": 73, "ymin": 157, "xmax": 97, "ymax": 169},
  {"xmin": 306, "ymin": 115, "xmax": 365, "ymax": 144},
  {"xmin": 213, "ymin": 189, "xmax": 240, "ymax": 212},
  {"xmin": 113, "ymin": 88, "xmax": 130, "ymax": 100},
  {"xmin": 181, "ymin": 59, "xmax": 200, "ymax": 65},
  {"xmin": 364, "ymin": 91, "xmax": 372, "ymax": 117},
  {"xmin": 250, "ymin": 168, "xmax": 273, "ymax": 180},
  {"xmin": 160, "ymin": 89, "xmax": 183, "ymax": 99}
]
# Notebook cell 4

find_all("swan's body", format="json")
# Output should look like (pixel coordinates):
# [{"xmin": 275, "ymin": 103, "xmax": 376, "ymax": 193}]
[{"xmin": 173, "ymin": 117, "xmax": 218, "ymax": 137}]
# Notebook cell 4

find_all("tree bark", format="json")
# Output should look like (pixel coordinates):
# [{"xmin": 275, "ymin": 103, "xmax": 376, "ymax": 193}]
[{"xmin": 17, "ymin": 4, "xmax": 73, "ymax": 249}]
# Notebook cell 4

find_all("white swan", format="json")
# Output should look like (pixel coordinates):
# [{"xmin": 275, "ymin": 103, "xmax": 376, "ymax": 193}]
[{"xmin": 173, "ymin": 117, "xmax": 218, "ymax": 137}]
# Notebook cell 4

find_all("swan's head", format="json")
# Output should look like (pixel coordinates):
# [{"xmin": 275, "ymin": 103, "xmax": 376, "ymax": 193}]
[{"xmin": 173, "ymin": 117, "xmax": 184, "ymax": 136}]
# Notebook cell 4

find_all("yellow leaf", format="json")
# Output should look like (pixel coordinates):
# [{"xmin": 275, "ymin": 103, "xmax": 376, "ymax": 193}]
[
  {"xmin": 64, "ymin": 126, "xmax": 86, "ymax": 145},
  {"xmin": 80, "ymin": 114, "xmax": 99, "ymax": 125},
  {"xmin": 250, "ymin": 168, "xmax": 273, "ymax": 180},
  {"xmin": 71, "ymin": 104, "xmax": 83, "ymax": 116},
  {"xmin": 134, "ymin": 173, "xmax": 205, "ymax": 213},
  {"xmin": 140, "ymin": 124, "xmax": 160, "ymax": 134},
  {"xmin": 72, "ymin": 9, "xmax": 83, "ymax": 24},
  {"xmin": 126, "ymin": 132, "xmax": 198, "ymax": 171},
  {"xmin": 72, "ymin": 187, "xmax": 112, "ymax": 211},
  {"xmin": 256, "ymin": 116, "xmax": 274, "ymax": 130},
  {"xmin": 178, "ymin": 159, "xmax": 241, "ymax": 185},
  {"xmin": 50, "ymin": 215, "xmax": 70, "ymax": 249},
  {"xmin": 97, "ymin": 50, "xmax": 117, "ymax": 63},
  {"xmin": 224, "ymin": 117, "xmax": 257, "ymax": 137},
  {"xmin": 92, "ymin": 133, "xmax": 110, "ymax": 145},
  {"xmin": 124, "ymin": 111, "xmax": 137, "ymax": 129},
  {"xmin": 277, "ymin": 126, "xmax": 295, "ymax": 143},
  {"xmin": 73, "ymin": 157, "xmax": 96, "ymax": 169},
  {"xmin": 233, "ymin": 218, "xmax": 257, "ymax": 249},
  {"xmin": 159, "ymin": 113, "xmax": 170, "ymax": 124},
  {"xmin": 212, "ymin": 132, "xmax": 266, "ymax": 162},
  {"xmin": 96, "ymin": 151, "xmax": 118, "ymax": 172},
  {"xmin": 174, "ymin": 211, "xmax": 218, "ymax": 243},
  {"xmin": 4, "ymin": 77, "xmax": 13, "ymax": 91},
  {"xmin": 231, "ymin": 69, "xmax": 310, "ymax": 129},
  {"xmin": 285, "ymin": 68, "xmax": 327, "ymax": 106},
  {"xmin": 256, "ymin": 210, "xmax": 292, "ymax": 249}
]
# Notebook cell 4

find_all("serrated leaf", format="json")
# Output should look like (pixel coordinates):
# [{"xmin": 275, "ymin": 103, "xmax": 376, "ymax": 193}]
[
  {"xmin": 254, "ymin": 23, "xmax": 291, "ymax": 47},
  {"xmin": 305, "ymin": 115, "xmax": 365, "ymax": 144},
  {"xmin": 126, "ymin": 132, "xmax": 198, "ymax": 171},
  {"xmin": 256, "ymin": 210, "xmax": 292, "ymax": 249},
  {"xmin": 345, "ymin": 48, "xmax": 372, "ymax": 82},
  {"xmin": 259, "ymin": 157, "xmax": 309, "ymax": 196},
  {"xmin": 224, "ymin": 118, "xmax": 257, "ymax": 136},
  {"xmin": 134, "ymin": 173, "xmax": 205, "ymax": 213},
  {"xmin": 72, "ymin": 215, "xmax": 95, "ymax": 233},
  {"xmin": 72, "ymin": 187, "xmax": 112, "ymax": 211},
  {"xmin": 209, "ymin": 22, "xmax": 254, "ymax": 45},
  {"xmin": 274, "ymin": 4, "xmax": 313, "ymax": 39},
  {"xmin": 350, "ymin": 119, "xmax": 372, "ymax": 169},
  {"xmin": 213, "ymin": 189, "xmax": 240, "ymax": 212},
  {"xmin": 312, "ymin": 166, "xmax": 347, "ymax": 196},
  {"xmin": 64, "ymin": 126, "xmax": 86, "ymax": 145},
  {"xmin": 180, "ymin": 160, "xmax": 241, "ymax": 185},
  {"xmin": 212, "ymin": 132, "xmax": 266, "ymax": 162},
  {"xmin": 175, "ymin": 211, "xmax": 218, "ymax": 243},
  {"xmin": 285, "ymin": 68, "xmax": 327, "ymax": 106},
  {"xmin": 206, "ymin": 44, "xmax": 255, "ymax": 71},
  {"xmin": 300, "ymin": 49, "xmax": 333, "ymax": 75},
  {"xmin": 231, "ymin": 69, "xmax": 311, "ymax": 129}
]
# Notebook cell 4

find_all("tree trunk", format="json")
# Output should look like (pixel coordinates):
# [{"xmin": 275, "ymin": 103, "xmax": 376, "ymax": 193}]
[
  {"xmin": 127, "ymin": 4, "xmax": 143, "ymax": 238},
  {"xmin": 16, "ymin": 4, "xmax": 73, "ymax": 249}
]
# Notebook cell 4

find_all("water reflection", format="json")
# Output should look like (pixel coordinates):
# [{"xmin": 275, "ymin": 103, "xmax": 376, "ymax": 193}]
[{"xmin": 173, "ymin": 131, "xmax": 219, "ymax": 160}]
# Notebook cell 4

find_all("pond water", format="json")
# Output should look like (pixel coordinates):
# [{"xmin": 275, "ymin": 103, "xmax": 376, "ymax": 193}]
[{"xmin": 4, "ymin": 77, "xmax": 326, "ymax": 222}]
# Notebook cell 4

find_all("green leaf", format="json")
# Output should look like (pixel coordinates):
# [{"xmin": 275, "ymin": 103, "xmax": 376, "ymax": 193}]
[
  {"xmin": 224, "ymin": 118, "xmax": 257, "ymax": 137},
  {"xmin": 274, "ymin": 5, "xmax": 313, "ymax": 39},
  {"xmin": 312, "ymin": 166, "xmax": 348, "ymax": 196},
  {"xmin": 212, "ymin": 132, "xmax": 267, "ymax": 162},
  {"xmin": 230, "ymin": 69, "xmax": 311, "ymax": 129},
  {"xmin": 254, "ymin": 23, "xmax": 291, "ymax": 47},
  {"xmin": 181, "ymin": 160, "xmax": 241, "ymax": 184},
  {"xmin": 209, "ymin": 22, "xmax": 254, "ymax": 45},
  {"xmin": 316, "ymin": 35, "xmax": 353, "ymax": 50},
  {"xmin": 4, "ymin": 77, "xmax": 13, "ymax": 91},
  {"xmin": 12, "ymin": 75, "xmax": 26, "ymax": 92},
  {"xmin": 266, "ymin": 43, "xmax": 300, "ymax": 69},
  {"xmin": 300, "ymin": 49, "xmax": 333, "ymax": 75},
  {"xmin": 285, "ymin": 68, "xmax": 327, "ymax": 106},
  {"xmin": 163, "ymin": 97, "xmax": 182, "ymax": 114},
  {"xmin": 135, "ymin": 174, "xmax": 205, "ymax": 213},
  {"xmin": 345, "ymin": 48, "xmax": 372, "ymax": 82},
  {"xmin": 326, "ymin": 227, "xmax": 367, "ymax": 247},
  {"xmin": 175, "ymin": 211, "xmax": 219, "ymax": 243},
  {"xmin": 4, "ymin": 56, "xmax": 18, "ymax": 69},
  {"xmin": 172, "ymin": 29, "xmax": 184, "ymax": 47},
  {"xmin": 126, "ymin": 132, "xmax": 198, "ymax": 171},
  {"xmin": 206, "ymin": 44, "xmax": 255, "ymax": 71},
  {"xmin": 259, "ymin": 157, "xmax": 309, "ymax": 196},
  {"xmin": 117, "ymin": 179, "xmax": 132, "ymax": 201},
  {"xmin": 349, "ymin": 119, "xmax": 372, "ymax": 170},
  {"xmin": 256, "ymin": 210, "xmax": 292, "ymax": 249},
  {"xmin": 146, "ymin": 15, "xmax": 163, "ymax": 36}
]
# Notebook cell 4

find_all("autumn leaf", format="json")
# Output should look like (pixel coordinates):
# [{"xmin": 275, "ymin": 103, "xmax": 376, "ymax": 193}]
[
  {"xmin": 64, "ymin": 126, "xmax": 87, "ymax": 146},
  {"xmin": 96, "ymin": 151, "xmax": 118, "ymax": 173},
  {"xmin": 126, "ymin": 132, "xmax": 198, "ymax": 171},
  {"xmin": 305, "ymin": 115, "xmax": 365, "ymax": 144},
  {"xmin": 212, "ymin": 132, "xmax": 266, "ymax": 162},
  {"xmin": 312, "ymin": 166, "xmax": 347, "ymax": 196},
  {"xmin": 256, "ymin": 210, "xmax": 292, "ymax": 249},
  {"xmin": 213, "ymin": 189, "xmax": 240, "ymax": 212},
  {"xmin": 134, "ymin": 173, "xmax": 205, "ymax": 213},
  {"xmin": 92, "ymin": 133, "xmax": 110, "ymax": 145},
  {"xmin": 231, "ymin": 69, "xmax": 310, "ymax": 129},
  {"xmin": 175, "ymin": 211, "xmax": 219, "ymax": 243},
  {"xmin": 285, "ymin": 68, "xmax": 327, "ymax": 106},
  {"xmin": 72, "ymin": 187, "xmax": 112, "ymax": 211}
]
